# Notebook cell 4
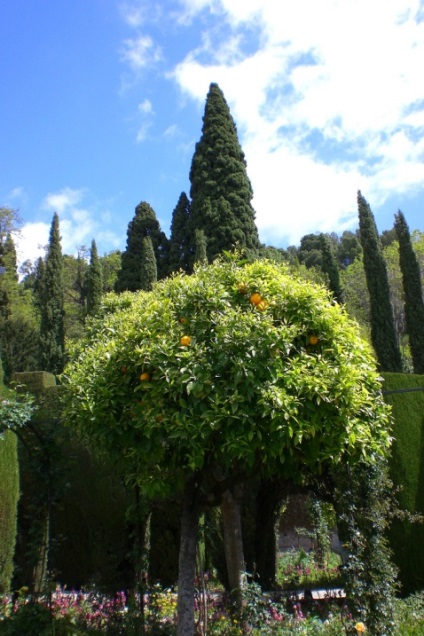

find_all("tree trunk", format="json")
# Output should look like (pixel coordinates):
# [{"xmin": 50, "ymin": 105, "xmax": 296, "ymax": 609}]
[
  {"xmin": 177, "ymin": 480, "xmax": 200, "ymax": 636},
  {"xmin": 254, "ymin": 479, "xmax": 286, "ymax": 588},
  {"xmin": 221, "ymin": 488, "xmax": 245, "ymax": 601}
]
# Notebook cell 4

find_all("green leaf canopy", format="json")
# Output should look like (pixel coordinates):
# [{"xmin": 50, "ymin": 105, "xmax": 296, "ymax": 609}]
[{"xmin": 64, "ymin": 258, "xmax": 391, "ymax": 496}]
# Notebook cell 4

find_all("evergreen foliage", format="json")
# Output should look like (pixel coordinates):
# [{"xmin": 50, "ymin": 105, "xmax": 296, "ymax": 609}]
[
  {"xmin": 86, "ymin": 239, "xmax": 103, "ymax": 316},
  {"xmin": 194, "ymin": 229, "xmax": 207, "ymax": 265},
  {"xmin": 357, "ymin": 191, "xmax": 402, "ymax": 372},
  {"xmin": 338, "ymin": 230, "xmax": 362, "ymax": 267},
  {"xmin": 189, "ymin": 83, "xmax": 260, "ymax": 263},
  {"xmin": 140, "ymin": 236, "xmax": 157, "ymax": 291},
  {"xmin": 39, "ymin": 213, "xmax": 66, "ymax": 375},
  {"xmin": 0, "ymin": 233, "xmax": 18, "ymax": 321},
  {"xmin": 320, "ymin": 233, "xmax": 342, "ymax": 302},
  {"xmin": 168, "ymin": 192, "xmax": 193, "ymax": 274},
  {"xmin": 382, "ymin": 372, "xmax": 424, "ymax": 595},
  {"xmin": 115, "ymin": 202, "xmax": 169, "ymax": 292},
  {"xmin": 0, "ymin": 368, "xmax": 19, "ymax": 593},
  {"xmin": 394, "ymin": 211, "xmax": 424, "ymax": 374}
]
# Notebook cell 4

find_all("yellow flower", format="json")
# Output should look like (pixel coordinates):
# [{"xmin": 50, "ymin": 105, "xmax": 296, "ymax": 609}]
[{"xmin": 355, "ymin": 622, "xmax": 366, "ymax": 633}]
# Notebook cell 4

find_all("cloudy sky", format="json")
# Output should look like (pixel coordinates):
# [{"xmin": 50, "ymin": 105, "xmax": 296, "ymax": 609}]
[{"xmin": 1, "ymin": 0, "xmax": 424, "ymax": 266}]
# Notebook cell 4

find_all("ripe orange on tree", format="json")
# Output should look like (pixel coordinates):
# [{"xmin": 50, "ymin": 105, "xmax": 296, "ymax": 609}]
[
  {"xmin": 249, "ymin": 292, "xmax": 262, "ymax": 305},
  {"xmin": 308, "ymin": 335, "xmax": 319, "ymax": 345},
  {"xmin": 180, "ymin": 336, "xmax": 191, "ymax": 346},
  {"xmin": 140, "ymin": 372, "xmax": 151, "ymax": 382},
  {"xmin": 256, "ymin": 299, "xmax": 269, "ymax": 311}
]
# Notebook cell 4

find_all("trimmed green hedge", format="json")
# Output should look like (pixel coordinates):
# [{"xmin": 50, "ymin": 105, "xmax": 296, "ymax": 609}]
[
  {"xmin": 382, "ymin": 372, "xmax": 424, "ymax": 594},
  {"xmin": 0, "ymin": 361, "xmax": 20, "ymax": 593}
]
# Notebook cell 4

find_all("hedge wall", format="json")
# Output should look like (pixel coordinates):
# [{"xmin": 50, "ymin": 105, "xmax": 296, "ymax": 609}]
[
  {"xmin": 0, "ymin": 360, "xmax": 20, "ymax": 593},
  {"xmin": 382, "ymin": 372, "xmax": 424, "ymax": 595},
  {"xmin": 12, "ymin": 371, "xmax": 133, "ymax": 592}
]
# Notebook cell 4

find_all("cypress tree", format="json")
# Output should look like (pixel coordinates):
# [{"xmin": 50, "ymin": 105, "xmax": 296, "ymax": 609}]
[
  {"xmin": 115, "ymin": 201, "xmax": 169, "ymax": 292},
  {"xmin": 189, "ymin": 83, "xmax": 260, "ymax": 263},
  {"xmin": 140, "ymin": 236, "xmax": 157, "ymax": 291},
  {"xmin": 194, "ymin": 229, "xmax": 208, "ymax": 265},
  {"xmin": 168, "ymin": 192, "xmax": 193, "ymax": 274},
  {"xmin": 40, "ymin": 213, "xmax": 65, "ymax": 375},
  {"xmin": 320, "ymin": 234, "xmax": 342, "ymax": 302},
  {"xmin": 357, "ymin": 191, "xmax": 402, "ymax": 372},
  {"xmin": 394, "ymin": 210, "xmax": 424, "ymax": 374},
  {"xmin": 86, "ymin": 239, "xmax": 103, "ymax": 316},
  {"xmin": 0, "ymin": 234, "xmax": 18, "ymax": 321}
]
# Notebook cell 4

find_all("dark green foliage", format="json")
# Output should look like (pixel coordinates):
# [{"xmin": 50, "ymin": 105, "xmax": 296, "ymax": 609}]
[
  {"xmin": 383, "ymin": 372, "xmax": 424, "ymax": 594},
  {"xmin": 298, "ymin": 233, "xmax": 324, "ymax": 268},
  {"xmin": 0, "ymin": 234, "xmax": 18, "ymax": 321},
  {"xmin": 334, "ymin": 457, "xmax": 398, "ymax": 635},
  {"xmin": 39, "ymin": 214, "xmax": 65, "ymax": 375},
  {"xmin": 320, "ymin": 234, "xmax": 342, "ymax": 302},
  {"xmin": 357, "ymin": 191, "xmax": 402, "ymax": 372},
  {"xmin": 168, "ymin": 192, "xmax": 193, "ymax": 274},
  {"xmin": 337, "ymin": 230, "xmax": 362, "ymax": 267},
  {"xmin": 100, "ymin": 250, "xmax": 121, "ymax": 292},
  {"xmin": 189, "ymin": 83, "xmax": 260, "ymax": 263},
  {"xmin": 258, "ymin": 245, "xmax": 289, "ymax": 263},
  {"xmin": 115, "ymin": 202, "xmax": 169, "ymax": 292},
  {"xmin": 86, "ymin": 239, "xmax": 103, "ymax": 315},
  {"xmin": 140, "ymin": 236, "xmax": 157, "ymax": 291},
  {"xmin": 381, "ymin": 228, "xmax": 398, "ymax": 247},
  {"xmin": 394, "ymin": 211, "xmax": 424, "ymax": 374},
  {"xmin": 62, "ymin": 252, "xmax": 88, "ymax": 341},
  {"xmin": 194, "ymin": 229, "xmax": 207, "ymax": 265},
  {"xmin": 11, "ymin": 371, "xmax": 132, "ymax": 593},
  {"xmin": 0, "ymin": 373, "xmax": 19, "ymax": 593},
  {"xmin": 0, "ymin": 316, "xmax": 40, "ymax": 382},
  {"xmin": 0, "ymin": 235, "xmax": 38, "ymax": 381},
  {"xmin": 50, "ymin": 443, "xmax": 133, "ymax": 592}
]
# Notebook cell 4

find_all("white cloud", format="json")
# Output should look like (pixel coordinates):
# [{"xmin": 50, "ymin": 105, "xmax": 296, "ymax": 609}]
[
  {"xmin": 15, "ymin": 188, "xmax": 123, "ymax": 268},
  {"xmin": 138, "ymin": 98, "xmax": 153, "ymax": 114},
  {"xmin": 170, "ymin": 0, "xmax": 424, "ymax": 243},
  {"xmin": 121, "ymin": 35, "xmax": 162, "ymax": 70},
  {"xmin": 15, "ymin": 222, "xmax": 50, "ymax": 266},
  {"xmin": 43, "ymin": 187, "xmax": 84, "ymax": 215}
]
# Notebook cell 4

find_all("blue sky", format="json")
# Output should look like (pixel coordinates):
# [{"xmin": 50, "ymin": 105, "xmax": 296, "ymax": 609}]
[{"xmin": 1, "ymin": 0, "xmax": 424, "ymax": 266}]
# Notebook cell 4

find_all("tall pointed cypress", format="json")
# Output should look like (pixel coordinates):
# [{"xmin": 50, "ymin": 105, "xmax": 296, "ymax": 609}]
[
  {"xmin": 140, "ymin": 236, "xmax": 157, "ymax": 291},
  {"xmin": 40, "ymin": 213, "xmax": 65, "ymax": 375},
  {"xmin": 357, "ymin": 191, "xmax": 402, "ymax": 372},
  {"xmin": 194, "ymin": 229, "xmax": 207, "ymax": 266},
  {"xmin": 0, "ymin": 234, "xmax": 18, "ymax": 321},
  {"xmin": 394, "ymin": 210, "xmax": 424, "ymax": 374},
  {"xmin": 115, "ymin": 201, "xmax": 169, "ymax": 292},
  {"xmin": 320, "ymin": 234, "xmax": 342, "ymax": 302},
  {"xmin": 86, "ymin": 239, "xmax": 103, "ymax": 316},
  {"xmin": 168, "ymin": 192, "xmax": 193, "ymax": 274},
  {"xmin": 189, "ymin": 83, "xmax": 260, "ymax": 263}
]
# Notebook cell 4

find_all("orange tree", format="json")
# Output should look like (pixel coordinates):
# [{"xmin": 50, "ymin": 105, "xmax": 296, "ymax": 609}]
[{"xmin": 63, "ymin": 256, "xmax": 392, "ymax": 636}]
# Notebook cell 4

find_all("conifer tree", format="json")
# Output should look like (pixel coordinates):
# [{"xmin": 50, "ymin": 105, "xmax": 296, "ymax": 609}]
[
  {"xmin": 189, "ymin": 83, "xmax": 260, "ymax": 263},
  {"xmin": 0, "ymin": 234, "xmax": 18, "ymax": 321},
  {"xmin": 39, "ymin": 213, "xmax": 65, "ymax": 375},
  {"xmin": 194, "ymin": 229, "xmax": 207, "ymax": 265},
  {"xmin": 140, "ymin": 236, "xmax": 157, "ymax": 291},
  {"xmin": 86, "ymin": 239, "xmax": 103, "ymax": 316},
  {"xmin": 357, "ymin": 191, "xmax": 402, "ymax": 372},
  {"xmin": 320, "ymin": 234, "xmax": 342, "ymax": 302},
  {"xmin": 394, "ymin": 210, "xmax": 424, "ymax": 374},
  {"xmin": 168, "ymin": 192, "xmax": 193, "ymax": 274},
  {"xmin": 115, "ymin": 202, "xmax": 169, "ymax": 292}
]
